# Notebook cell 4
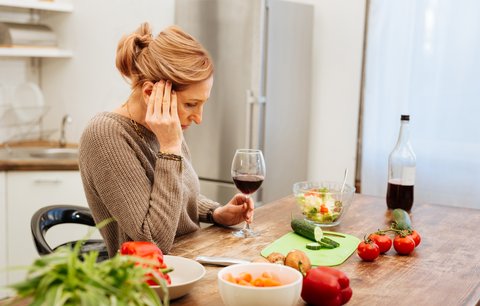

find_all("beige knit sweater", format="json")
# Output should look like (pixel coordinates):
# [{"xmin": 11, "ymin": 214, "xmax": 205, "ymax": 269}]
[{"xmin": 79, "ymin": 112, "xmax": 220, "ymax": 257}]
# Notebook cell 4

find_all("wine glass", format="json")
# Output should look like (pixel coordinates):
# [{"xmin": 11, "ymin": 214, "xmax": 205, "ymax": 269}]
[{"xmin": 231, "ymin": 149, "xmax": 266, "ymax": 238}]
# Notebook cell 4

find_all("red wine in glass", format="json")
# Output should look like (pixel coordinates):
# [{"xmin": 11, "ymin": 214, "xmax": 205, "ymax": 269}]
[
  {"xmin": 231, "ymin": 149, "xmax": 266, "ymax": 238},
  {"xmin": 232, "ymin": 175, "xmax": 264, "ymax": 195}
]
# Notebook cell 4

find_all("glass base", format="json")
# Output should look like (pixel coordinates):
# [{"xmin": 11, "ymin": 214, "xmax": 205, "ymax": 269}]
[
  {"xmin": 232, "ymin": 227, "xmax": 259, "ymax": 238},
  {"xmin": 304, "ymin": 217, "xmax": 341, "ymax": 227}
]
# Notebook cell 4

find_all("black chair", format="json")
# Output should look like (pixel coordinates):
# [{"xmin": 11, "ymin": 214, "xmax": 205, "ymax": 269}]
[{"xmin": 31, "ymin": 205, "xmax": 109, "ymax": 262}]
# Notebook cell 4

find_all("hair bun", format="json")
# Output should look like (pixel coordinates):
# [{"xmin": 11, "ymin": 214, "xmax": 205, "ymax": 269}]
[
  {"xmin": 116, "ymin": 22, "xmax": 213, "ymax": 89},
  {"xmin": 134, "ymin": 33, "xmax": 152, "ymax": 50}
]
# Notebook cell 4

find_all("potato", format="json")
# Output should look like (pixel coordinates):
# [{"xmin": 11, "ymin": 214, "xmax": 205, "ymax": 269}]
[
  {"xmin": 284, "ymin": 249, "xmax": 311, "ymax": 274},
  {"xmin": 266, "ymin": 252, "xmax": 285, "ymax": 264}
]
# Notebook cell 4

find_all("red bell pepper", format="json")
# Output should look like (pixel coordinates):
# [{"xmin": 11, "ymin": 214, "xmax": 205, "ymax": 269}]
[
  {"xmin": 119, "ymin": 241, "xmax": 172, "ymax": 285},
  {"xmin": 301, "ymin": 266, "xmax": 352, "ymax": 306}
]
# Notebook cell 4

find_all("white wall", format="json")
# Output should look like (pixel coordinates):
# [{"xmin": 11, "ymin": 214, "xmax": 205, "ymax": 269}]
[
  {"xmin": 40, "ymin": 0, "xmax": 175, "ymax": 142},
  {"xmin": 291, "ymin": 0, "xmax": 366, "ymax": 187}
]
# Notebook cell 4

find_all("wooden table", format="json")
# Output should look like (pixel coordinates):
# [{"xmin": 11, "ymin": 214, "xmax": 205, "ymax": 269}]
[{"xmin": 169, "ymin": 194, "xmax": 480, "ymax": 306}]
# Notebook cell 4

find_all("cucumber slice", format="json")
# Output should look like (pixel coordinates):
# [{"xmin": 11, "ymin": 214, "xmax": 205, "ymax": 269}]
[
  {"xmin": 306, "ymin": 242, "xmax": 322, "ymax": 250},
  {"xmin": 314, "ymin": 226, "xmax": 324, "ymax": 242},
  {"xmin": 321, "ymin": 237, "xmax": 340, "ymax": 248}
]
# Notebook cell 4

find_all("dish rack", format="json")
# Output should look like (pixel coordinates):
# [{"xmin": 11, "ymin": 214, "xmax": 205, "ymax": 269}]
[{"xmin": 0, "ymin": 103, "xmax": 57, "ymax": 143}]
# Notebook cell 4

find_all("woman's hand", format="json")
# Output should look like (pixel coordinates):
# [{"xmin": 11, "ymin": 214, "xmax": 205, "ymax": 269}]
[
  {"xmin": 145, "ymin": 80, "xmax": 183, "ymax": 155},
  {"xmin": 212, "ymin": 194, "xmax": 255, "ymax": 226}
]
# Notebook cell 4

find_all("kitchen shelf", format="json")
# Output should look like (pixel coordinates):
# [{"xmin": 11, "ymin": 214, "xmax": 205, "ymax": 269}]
[
  {"xmin": 0, "ymin": 46, "xmax": 72, "ymax": 58},
  {"xmin": 0, "ymin": 0, "xmax": 73, "ymax": 12}
]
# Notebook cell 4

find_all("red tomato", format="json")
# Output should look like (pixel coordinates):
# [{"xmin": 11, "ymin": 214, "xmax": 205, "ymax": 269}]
[
  {"xmin": 407, "ymin": 230, "xmax": 421, "ymax": 248},
  {"xmin": 320, "ymin": 205, "xmax": 329, "ymax": 214},
  {"xmin": 393, "ymin": 235, "xmax": 415, "ymax": 255},
  {"xmin": 368, "ymin": 233, "xmax": 392, "ymax": 254},
  {"xmin": 357, "ymin": 240, "xmax": 380, "ymax": 261}
]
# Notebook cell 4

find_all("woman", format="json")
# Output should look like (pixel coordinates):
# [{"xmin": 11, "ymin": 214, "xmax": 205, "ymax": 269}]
[{"xmin": 79, "ymin": 23, "xmax": 254, "ymax": 257}]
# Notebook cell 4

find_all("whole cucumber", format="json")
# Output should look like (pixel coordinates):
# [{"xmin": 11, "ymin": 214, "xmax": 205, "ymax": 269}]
[
  {"xmin": 291, "ymin": 218, "xmax": 323, "ymax": 242},
  {"xmin": 392, "ymin": 208, "xmax": 412, "ymax": 230}
]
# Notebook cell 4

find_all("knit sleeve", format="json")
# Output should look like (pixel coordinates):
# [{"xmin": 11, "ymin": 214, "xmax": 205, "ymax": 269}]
[
  {"xmin": 79, "ymin": 116, "xmax": 185, "ymax": 253},
  {"xmin": 197, "ymin": 194, "xmax": 221, "ymax": 223}
]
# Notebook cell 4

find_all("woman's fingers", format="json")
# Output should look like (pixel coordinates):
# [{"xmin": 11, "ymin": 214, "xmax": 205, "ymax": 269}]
[
  {"xmin": 232, "ymin": 193, "xmax": 247, "ymax": 205},
  {"xmin": 146, "ymin": 82, "xmax": 157, "ymax": 117},
  {"xmin": 142, "ymin": 80, "xmax": 183, "ymax": 155},
  {"xmin": 245, "ymin": 202, "xmax": 254, "ymax": 223},
  {"xmin": 246, "ymin": 196, "xmax": 254, "ymax": 222},
  {"xmin": 171, "ymin": 90, "xmax": 179, "ymax": 119},
  {"xmin": 162, "ymin": 80, "xmax": 171, "ymax": 116},
  {"xmin": 231, "ymin": 194, "xmax": 254, "ymax": 223},
  {"xmin": 147, "ymin": 80, "xmax": 174, "ymax": 119},
  {"xmin": 155, "ymin": 80, "xmax": 165, "ymax": 116},
  {"xmin": 247, "ymin": 196, "xmax": 254, "ymax": 211}
]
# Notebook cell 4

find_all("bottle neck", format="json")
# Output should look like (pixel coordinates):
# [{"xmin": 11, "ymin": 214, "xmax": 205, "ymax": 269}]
[{"xmin": 396, "ymin": 120, "xmax": 410, "ymax": 146}]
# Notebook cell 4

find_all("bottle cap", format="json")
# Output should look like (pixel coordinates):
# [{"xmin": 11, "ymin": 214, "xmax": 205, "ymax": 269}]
[{"xmin": 401, "ymin": 114, "xmax": 410, "ymax": 121}]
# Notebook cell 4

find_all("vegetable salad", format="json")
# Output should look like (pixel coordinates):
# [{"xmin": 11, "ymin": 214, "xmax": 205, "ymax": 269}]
[{"xmin": 296, "ymin": 187, "xmax": 343, "ymax": 224}]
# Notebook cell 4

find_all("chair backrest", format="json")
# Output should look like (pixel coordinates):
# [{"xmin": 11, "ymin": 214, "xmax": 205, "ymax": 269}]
[{"xmin": 30, "ymin": 205, "xmax": 103, "ymax": 256}]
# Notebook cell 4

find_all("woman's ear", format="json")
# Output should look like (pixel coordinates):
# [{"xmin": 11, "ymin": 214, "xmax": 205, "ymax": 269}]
[{"xmin": 141, "ymin": 81, "xmax": 154, "ymax": 105}]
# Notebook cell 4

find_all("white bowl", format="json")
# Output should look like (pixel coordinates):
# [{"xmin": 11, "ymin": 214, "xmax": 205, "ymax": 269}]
[
  {"xmin": 151, "ymin": 255, "xmax": 206, "ymax": 300},
  {"xmin": 217, "ymin": 263, "xmax": 303, "ymax": 306}
]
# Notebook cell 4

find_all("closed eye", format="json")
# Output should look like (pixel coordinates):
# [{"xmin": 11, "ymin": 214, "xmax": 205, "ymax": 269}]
[{"xmin": 185, "ymin": 103, "xmax": 198, "ymax": 108}]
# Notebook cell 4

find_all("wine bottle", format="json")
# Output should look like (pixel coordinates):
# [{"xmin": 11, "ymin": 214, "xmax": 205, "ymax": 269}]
[{"xmin": 386, "ymin": 114, "xmax": 416, "ymax": 211}]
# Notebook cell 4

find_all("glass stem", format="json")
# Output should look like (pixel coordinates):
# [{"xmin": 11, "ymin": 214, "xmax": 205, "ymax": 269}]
[{"xmin": 243, "ymin": 194, "xmax": 251, "ymax": 231}]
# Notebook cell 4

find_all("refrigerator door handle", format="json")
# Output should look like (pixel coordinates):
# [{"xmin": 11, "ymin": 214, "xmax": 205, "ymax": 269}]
[
  {"xmin": 258, "ymin": 95, "xmax": 266, "ymax": 152},
  {"xmin": 245, "ymin": 89, "xmax": 266, "ymax": 149},
  {"xmin": 245, "ymin": 89, "xmax": 255, "ymax": 148}
]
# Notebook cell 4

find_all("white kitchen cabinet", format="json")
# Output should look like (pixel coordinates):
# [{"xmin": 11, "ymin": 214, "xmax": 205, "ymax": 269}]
[
  {"xmin": 0, "ymin": 1, "xmax": 74, "ymax": 144},
  {"xmin": 0, "ymin": 171, "xmax": 6, "ymax": 299},
  {"xmin": 5, "ymin": 170, "xmax": 101, "ymax": 287},
  {"xmin": 0, "ymin": 0, "xmax": 73, "ymax": 12},
  {"xmin": 0, "ymin": 0, "xmax": 73, "ymax": 59},
  {"xmin": 0, "ymin": 47, "xmax": 72, "ymax": 58}
]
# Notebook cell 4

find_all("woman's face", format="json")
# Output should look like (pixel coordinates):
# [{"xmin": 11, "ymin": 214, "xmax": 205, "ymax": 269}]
[{"xmin": 176, "ymin": 76, "xmax": 214, "ymax": 130}]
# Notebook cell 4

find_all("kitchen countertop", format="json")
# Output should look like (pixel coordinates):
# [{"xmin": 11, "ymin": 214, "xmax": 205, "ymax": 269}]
[
  {"xmin": 0, "ymin": 141, "xmax": 79, "ymax": 171},
  {"xmin": 169, "ymin": 194, "xmax": 480, "ymax": 306}
]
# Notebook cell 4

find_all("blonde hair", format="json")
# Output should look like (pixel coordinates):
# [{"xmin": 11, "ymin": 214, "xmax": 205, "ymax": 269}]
[{"xmin": 116, "ymin": 23, "xmax": 213, "ymax": 91}]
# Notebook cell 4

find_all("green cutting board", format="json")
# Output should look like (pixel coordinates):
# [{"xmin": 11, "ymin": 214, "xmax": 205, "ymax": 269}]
[{"xmin": 261, "ymin": 231, "xmax": 360, "ymax": 267}]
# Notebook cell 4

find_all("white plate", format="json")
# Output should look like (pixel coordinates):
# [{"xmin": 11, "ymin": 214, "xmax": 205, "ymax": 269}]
[
  {"xmin": 12, "ymin": 82, "xmax": 45, "ymax": 123},
  {"xmin": 151, "ymin": 255, "xmax": 206, "ymax": 300}
]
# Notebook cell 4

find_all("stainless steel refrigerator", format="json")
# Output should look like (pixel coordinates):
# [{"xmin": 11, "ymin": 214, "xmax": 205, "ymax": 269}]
[{"xmin": 175, "ymin": 0, "xmax": 313, "ymax": 205}]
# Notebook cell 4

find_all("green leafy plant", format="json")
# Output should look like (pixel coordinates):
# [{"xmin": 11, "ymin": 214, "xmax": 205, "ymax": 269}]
[{"xmin": 7, "ymin": 223, "xmax": 169, "ymax": 306}]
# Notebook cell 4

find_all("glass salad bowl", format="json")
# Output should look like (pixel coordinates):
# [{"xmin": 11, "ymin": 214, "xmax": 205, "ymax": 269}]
[{"xmin": 293, "ymin": 181, "xmax": 356, "ymax": 227}]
